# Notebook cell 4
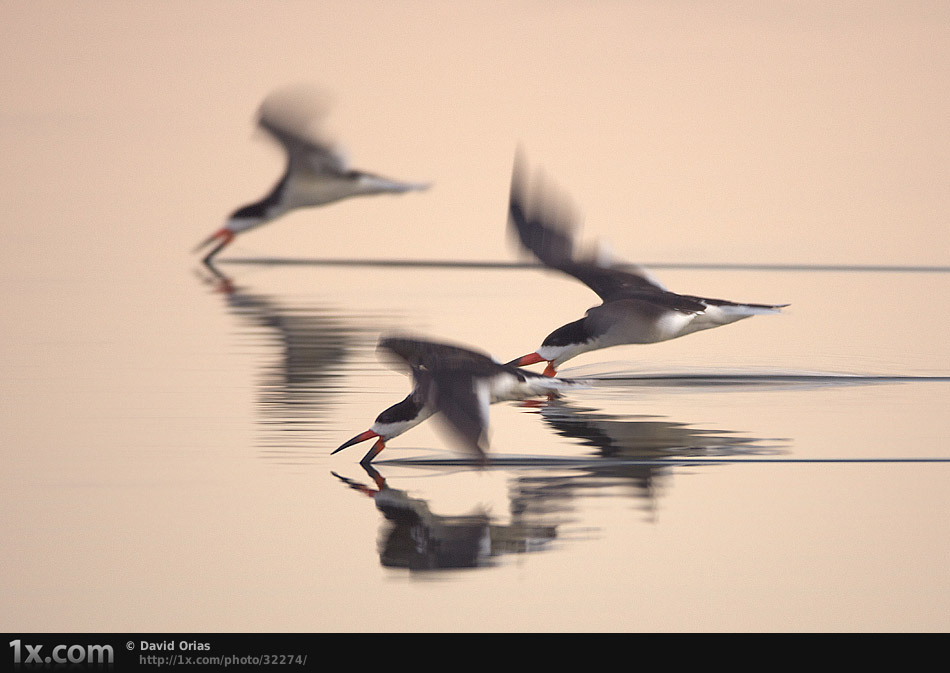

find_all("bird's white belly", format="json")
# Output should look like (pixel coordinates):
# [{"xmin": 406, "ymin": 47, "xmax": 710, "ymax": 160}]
[
  {"xmin": 284, "ymin": 176, "xmax": 363, "ymax": 208},
  {"xmin": 487, "ymin": 373, "xmax": 566, "ymax": 402},
  {"xmin": 652, "ymin": 310, "xmax": 699, "ymax": 341},
  {"xmin": 603, "ymin": 309, "xmax": 696, "ymax": 345},
  {"xmin": 488, "ymin": 375, "xmax": 527, "ymax": 402}
]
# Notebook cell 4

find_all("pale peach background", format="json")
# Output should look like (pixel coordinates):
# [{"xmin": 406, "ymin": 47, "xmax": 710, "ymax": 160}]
[
  {"xmin": 2, "ymin": 1, "xmax": 948, "ymax": 274},
  {"xmin": 2, "ymin": 1, "xmax": 949, "ymax": 632}
]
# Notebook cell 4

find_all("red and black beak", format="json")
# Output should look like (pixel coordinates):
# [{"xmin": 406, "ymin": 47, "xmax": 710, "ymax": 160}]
[
  {"xmin": 333, "ymin": 430, "xmax": 386, "ymax": 464},
  {"xmin": 506, "ymin": 352, "xmax": 558, "ymax": 377},
  {"xmin": 194, "ymin": 228, "xmax": 235, "ymax": 264}
]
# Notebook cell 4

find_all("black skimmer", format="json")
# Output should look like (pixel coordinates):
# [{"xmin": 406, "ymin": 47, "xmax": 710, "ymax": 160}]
[
  {"xmin": 506, "ymin": 153, "xmax": 788, "ymax": 376},
  {"xmin": 333, "ymin": 336, "xmax": 585, "ymax": 465},
  {"xmin": 195, "ymin": 86, "xmax": 429, "ymax": 263}
]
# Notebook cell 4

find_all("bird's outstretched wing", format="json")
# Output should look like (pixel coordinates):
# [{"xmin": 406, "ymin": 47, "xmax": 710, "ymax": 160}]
[
  {"xmin": 421, "ymin": 369, "xmax": 490, "ymax": 460},
  {"xmin": 257, "ymin": 85, "xmax": 349, "ymax": 177},
  {"xmin": 508, "ymin": 153, "xmax": 670, "ymax": 296},
  {"xmin": 378, "ymin": 336, "xmax": 501, "ymax": 377},
  {"xmin": 508, "ymin": 152, "xmax": 708, "ymax": 313},
  {"xmin": 377, "ymin": 336, "xmax": 503, "ymax": 460}
]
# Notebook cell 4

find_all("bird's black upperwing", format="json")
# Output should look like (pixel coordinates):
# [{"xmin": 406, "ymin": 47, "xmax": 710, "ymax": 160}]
[
  {"xmin": 426, "ymin": 371, "xmax": 489, "ymax": 460},
  {"xmin": 379, "ymin": 336, "xmax": 502, "ymax": 377},
  {"xmin": 508, "ymin": 152, "xmax": 671, "ymax": 303},
  {"xmin": 256, "ymin": 86, "xmax": 348, "ymax": 176}
]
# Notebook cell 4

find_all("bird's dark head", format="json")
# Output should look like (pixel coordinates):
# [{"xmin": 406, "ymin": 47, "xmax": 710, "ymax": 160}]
[
  {"xmin": 229, "ymin": 201, "xmax": 271, "ymax": 221},
  {"xmin": 541, "ymin": 317, "xmax": 591, "ymax": 348},
  {"xmin": 374, "ymin": 394, "xmax": 428, "ymax": 427},
  {"xmin": 506, "ymin": 318, "xmax": 595, "ymax": 377}
]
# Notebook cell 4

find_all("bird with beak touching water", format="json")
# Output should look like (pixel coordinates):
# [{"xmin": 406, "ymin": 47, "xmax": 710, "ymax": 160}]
[
  {"xmin": 195, "ymin": 85, "xmax": 429, "ymax": 264},
  {"xmin": 334, "ymin": 336, "xmax": 587, "ymax": 465},
  {"xmin": 506, "ymin": 152, "xmax": 788, "ymax": 377}
]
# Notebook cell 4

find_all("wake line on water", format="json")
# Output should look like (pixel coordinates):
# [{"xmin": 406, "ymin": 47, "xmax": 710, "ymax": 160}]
[
  {"xmin": 377, "ymin": 456, "xmax": 950, "ymax": 468},
  {"xmin": 220, "ymin": 257, "xmax": 950, "ymax": 274},
  {"xmin": 581, "ymin": 373, "xmax": 950, "ymax": 385}
]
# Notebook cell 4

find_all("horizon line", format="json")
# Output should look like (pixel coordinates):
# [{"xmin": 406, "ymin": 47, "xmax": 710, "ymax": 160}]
[{"xmin": 218, "ymin": 257, "xmax": 950, "ymax": 273}]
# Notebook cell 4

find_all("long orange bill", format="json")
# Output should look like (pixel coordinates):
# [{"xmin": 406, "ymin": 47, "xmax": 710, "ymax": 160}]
[
  {"xmin": 194, "ymin": 228, "xmax": 235, "ymax": 263},
  {"xmin": 333, "ymin": 430, "xmax": 386, "ymax": 464},
  {"xmin": 505, "ymin": 352, "xmax": 545, "ymax": 367},
  {"xmin": 332, "ymin": 430, "xmax": 379, "ymax": 454},
  {"xmin": 506, "ymin": 352, "xmax": 557, "ymax": 376}
]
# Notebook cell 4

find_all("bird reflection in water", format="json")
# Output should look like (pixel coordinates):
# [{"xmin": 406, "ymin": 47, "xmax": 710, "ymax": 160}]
[
  {"xmin": 332, "ymin": 394, "xmax": 787, "ymax": 568},
  {"xmin": 197, "ymin": 262, "xmax": 374, "ymax": 461},
  {"xmin": 508, "ymin": 397, "xmax": 788, "ymax": 522},
  {"xmin": 333, "ymin": 465, "xmax": 559, "ymax": 572},
  {"xmin": 535, "ymin": 397, "xmax": 782, "ymax": 460}
]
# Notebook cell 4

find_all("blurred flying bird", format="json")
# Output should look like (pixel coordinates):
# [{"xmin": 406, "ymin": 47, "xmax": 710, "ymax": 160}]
[
  {"xmin": 195, "ymin": 85, "xmax": 429, "ymax": 263},
  {"xmin": 334, "ymin": 336, "xmax": 585, "ymax": 464},
  {"xmin": 506, "ymin": 152, "xmax": 788, "ymax": 376}
]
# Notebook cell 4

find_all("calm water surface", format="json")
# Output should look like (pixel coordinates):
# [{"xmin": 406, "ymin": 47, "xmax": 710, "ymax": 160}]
[
  {"xmin": 5, "ymin": 257, "xmax": 948, "ymax": 632},
  {"xmin": 4, "ymin": 0, "xmax": 950, "ymax": 636}
]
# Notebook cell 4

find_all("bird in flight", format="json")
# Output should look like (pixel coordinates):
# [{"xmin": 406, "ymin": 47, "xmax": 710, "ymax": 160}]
[
  {"xmin": 506, "ymin": 152, "xmax": 788, "ymax": 377},
  {"xmin": 195, "ymin": 85, "xmax": 429, "ymax": 263},
  {"xmin": 334, "ymin": 336, "xmax": 585, "ymax": 465}
]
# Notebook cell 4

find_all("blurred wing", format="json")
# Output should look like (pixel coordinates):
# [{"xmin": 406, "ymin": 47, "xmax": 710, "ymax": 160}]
[
  {"xmin": 378, "ymin": 336, "xmax": 500, "ymax": 375},
  {"xmin": 557, "ymin": 263, "xmax": 674, "ymax": 303},
  {"xmin": 427, "ymin": 372, "xmax": 489, "ymax": 459},
  {"xmin": 508, "ymin": 151, "xmax": 668, "ymax": 302},
  {"xmin": 257, "ymin": 85, "xmax": 349, "ymax": 176}
]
